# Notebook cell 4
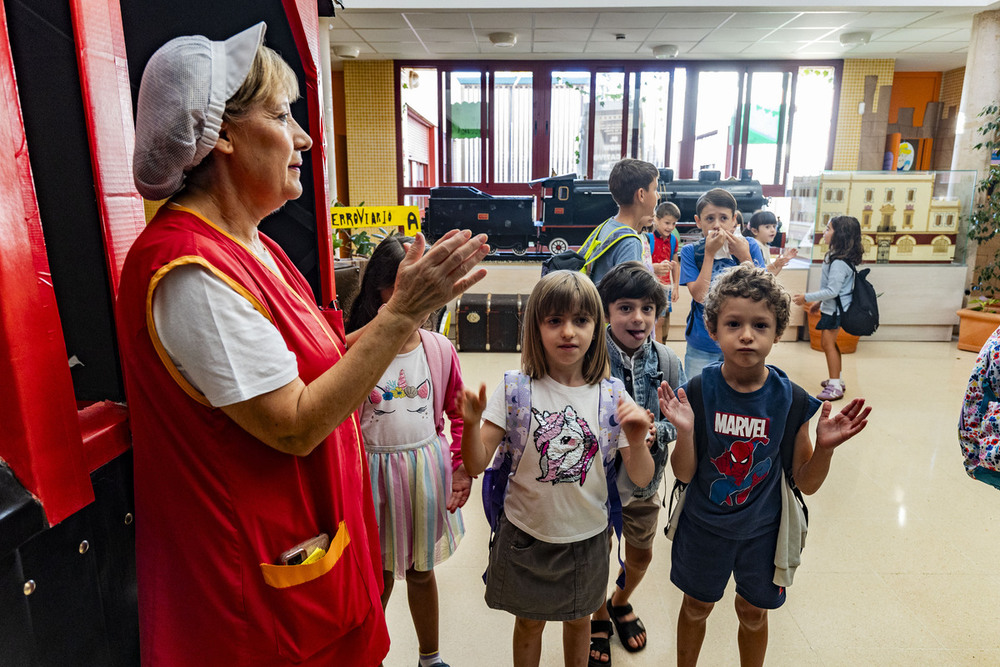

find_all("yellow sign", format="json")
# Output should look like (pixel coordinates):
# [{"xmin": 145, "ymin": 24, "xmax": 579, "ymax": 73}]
[{"xmin": 331, "ymin": 206, "xmax": 421, "ymax": 236}]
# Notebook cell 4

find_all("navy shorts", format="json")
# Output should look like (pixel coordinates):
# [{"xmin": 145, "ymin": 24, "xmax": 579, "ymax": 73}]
[
  {"xmin": 669, "ymin": 512, "xmax": 785, "ymax": 610},
  {"xmin": 815, "ymin": 312, "xmax": 841, "ymax": 330}
]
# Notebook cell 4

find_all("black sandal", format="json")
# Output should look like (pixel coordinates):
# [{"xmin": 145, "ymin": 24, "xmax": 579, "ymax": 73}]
[
  {"xmin": 607, "ymin": 598, "xmax": 647, "ymax": 653},
  {"xmin": 588, "ymin": 619, "xmax": 613, "ymax": 667}
]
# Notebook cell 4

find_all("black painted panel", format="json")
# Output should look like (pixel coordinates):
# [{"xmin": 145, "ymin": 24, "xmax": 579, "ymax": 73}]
[
  {"xmin": 6, "ymin": 0, "xmax": 124, "ymax": 402},
  {"xmin": 0, "ymin": 462, "xmax": 46, "ymax": 557},
  {"xmin": 0, "ymin": 551, "xmax": 40, "ymax": 666},
  {"xmin": 19, "ymin": 508, "xmax": 113, "ymax": 665}
]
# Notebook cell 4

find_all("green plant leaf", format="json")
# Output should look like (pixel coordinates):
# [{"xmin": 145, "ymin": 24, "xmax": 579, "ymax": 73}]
[{"xmin": 966, "ymin": 101, "xmax": 1000, "ymax": 299}]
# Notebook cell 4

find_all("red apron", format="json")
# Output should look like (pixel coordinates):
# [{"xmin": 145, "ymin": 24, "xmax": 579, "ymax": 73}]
[{"xmin": 116, "ymin": 204, "xmax": 389, "ymax": 666}]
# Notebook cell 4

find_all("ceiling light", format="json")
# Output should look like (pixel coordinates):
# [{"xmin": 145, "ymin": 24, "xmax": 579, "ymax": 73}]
[
  {"xmin": 839, "ymin": 31, "xmax": 871, "ymax": 47},
  {"xmin": 489, "ymin": 32, "xmax": 518, "ymax": 48},
  {"xmin": 333, "ymin": 44, "xmax": 359, "ymax": 59},
  {"xmin": 653, "ymin": 44, "xmax": 679, "ymax": 59}
]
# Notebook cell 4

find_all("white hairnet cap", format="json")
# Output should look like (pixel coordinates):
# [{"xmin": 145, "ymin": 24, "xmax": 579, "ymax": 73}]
[{"xmin": 133, "ymin": 22, "xmax": 266, "ymax": 200}]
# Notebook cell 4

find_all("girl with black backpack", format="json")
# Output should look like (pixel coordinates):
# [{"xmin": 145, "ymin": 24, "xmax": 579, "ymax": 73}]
[{"xmin": 792, "ymin": 215, "xmax": 865, "ymax": 401}]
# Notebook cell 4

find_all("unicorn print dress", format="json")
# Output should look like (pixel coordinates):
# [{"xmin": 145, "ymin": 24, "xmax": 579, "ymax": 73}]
[{"xmin": 360, "ymin": 342, "xmax": 464, "ymax": 578}]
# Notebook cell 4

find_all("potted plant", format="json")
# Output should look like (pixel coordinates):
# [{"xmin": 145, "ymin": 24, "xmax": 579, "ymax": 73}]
[{"xmin": 957, "ymin": 102, "xmax": 1000, "ymax": 351}]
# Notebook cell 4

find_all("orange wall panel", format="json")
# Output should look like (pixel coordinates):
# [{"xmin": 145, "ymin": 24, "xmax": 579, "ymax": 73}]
[{"xmin": 888, "ymin": 71, "xmax": 942, "ymax": 127}]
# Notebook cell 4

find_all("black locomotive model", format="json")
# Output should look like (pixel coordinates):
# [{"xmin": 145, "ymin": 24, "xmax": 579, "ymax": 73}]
[
  {"xmin": 425, "ymin": 168, "xmax": 769, "ymax": 254},
  {"xmin": 425, "ymin": 186, "xmax": 537, "ymax": 254}
]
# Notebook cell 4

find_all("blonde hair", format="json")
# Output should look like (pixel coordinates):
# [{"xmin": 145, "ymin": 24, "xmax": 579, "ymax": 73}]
[
  {"xmin": 521, "ymin": 271, "xmax": 609, "ymax": 384},
  {"xmin": 224, "ymin": 45, "xmax": 300, "ymax": 121}
]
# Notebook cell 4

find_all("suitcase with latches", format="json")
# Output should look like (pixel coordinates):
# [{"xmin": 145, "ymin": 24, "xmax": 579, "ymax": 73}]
[{"xmin": 455, "ymin": 293, "xmax": 525, "ymax": 352}]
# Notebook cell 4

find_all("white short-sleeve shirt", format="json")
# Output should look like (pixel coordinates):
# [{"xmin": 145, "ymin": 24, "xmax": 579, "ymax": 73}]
[
  {"xmin": 482, "ymin": 375, "xmax": 629, "ymax": 543},
  {"xmin": 151, "ymin": 260, "xmax": 299, "ymax": 407}
]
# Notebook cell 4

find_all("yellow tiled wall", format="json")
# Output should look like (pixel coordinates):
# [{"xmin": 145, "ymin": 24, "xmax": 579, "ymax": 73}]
[
  {"xmin": 344, "ymin": 61, "xmax": 397, "ymax": 206},
  {"xmin": 832, "ymin": 59, "xmax": 895, "ymax": 170},
  {"xmin": 940, "ymin": 67, "xmax": 965, "ymax": 118}
]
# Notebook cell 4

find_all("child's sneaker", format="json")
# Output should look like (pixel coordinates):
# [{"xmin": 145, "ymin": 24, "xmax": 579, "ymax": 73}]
[
  {"xmin": 820, "ymin": 379, "xmax": 846, "ymax": 391},
  {"xmin": 816, "ymin": 383, "xmax": 844, "ymax": 401}
]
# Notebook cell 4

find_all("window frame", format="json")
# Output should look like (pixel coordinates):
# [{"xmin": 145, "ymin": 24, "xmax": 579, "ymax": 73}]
[{"xmin": 395, "ymin": 58, "xmax": 842, "ymax": 205}]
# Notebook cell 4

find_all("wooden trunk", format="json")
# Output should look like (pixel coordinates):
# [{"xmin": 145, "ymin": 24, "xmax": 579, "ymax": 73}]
[{"xmin": 455, "ymin": 293, "xmax": 526, "ymax": 352}]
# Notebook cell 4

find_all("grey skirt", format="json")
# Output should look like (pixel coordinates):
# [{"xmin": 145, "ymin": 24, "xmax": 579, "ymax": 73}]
[{"xmin": 485, "ymin": 513, "xmax": 610, "ymax": 621}]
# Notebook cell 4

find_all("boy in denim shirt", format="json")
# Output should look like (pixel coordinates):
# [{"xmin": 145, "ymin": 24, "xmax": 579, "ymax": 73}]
[{"xmin": 589, "ymin": 261, "xmax": 686, "ymax": 664}]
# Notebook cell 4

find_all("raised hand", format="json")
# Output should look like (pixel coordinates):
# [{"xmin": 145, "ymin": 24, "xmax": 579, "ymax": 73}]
[
  {"xmin": 458, "ymin": 384, "xmax": 488, "ymax": 424},
  {"xmin": 447, "ymin": 464, "xmax": 472, "ymax": 512},
  {"xmin": 386, "ymin": 230, "xmax": 489, "ymax": 325},
  {"xmin": 815, "ymin": 398, "xmax": 871, "ymax": 451},
  {"xmin": 617, "ymin": 398, "xmax": 653, "ymax": 447},
  {"xmin": 644, "ymin": 410, "xmax": 657, "ymax": 447},
  {"xmin": 657, "ymin": 381, "xmax": 694, "ymax": 436}
]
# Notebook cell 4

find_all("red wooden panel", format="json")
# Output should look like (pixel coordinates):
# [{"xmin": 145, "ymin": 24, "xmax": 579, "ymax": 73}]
[
  {"xmin": 79, "ymin": 401, "xmax": 131, "ymax": 473},
  {"xmin": 0, "ymin": 3, "xmax": 94, "ymax": 525},
  {"xmin": 69, "ymin": 0, "xmax": 146, "ymax": 299},
  {"xmin": 283, "ymin": 0, "xmax": 336, "ymax": 307}
]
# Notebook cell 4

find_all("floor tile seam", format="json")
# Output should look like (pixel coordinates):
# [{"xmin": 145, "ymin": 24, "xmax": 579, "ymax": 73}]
[{"xmin": 873, "ymin": 570, "xmax": 949, "ymax": 651}]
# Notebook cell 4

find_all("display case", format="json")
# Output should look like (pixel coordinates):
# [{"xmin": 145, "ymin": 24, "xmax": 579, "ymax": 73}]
[
  {"xmin": 787, "ymin": 171, "xmax": 975, "ymax": 341},
  {"xmin": 788, "ymin": 170, "xmax": 976, "ymax": 264}
]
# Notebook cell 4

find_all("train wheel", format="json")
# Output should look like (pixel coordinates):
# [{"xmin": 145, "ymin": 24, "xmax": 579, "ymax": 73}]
[
  {"xmin": 548, "ymin": 237, "xmax": 569, "ymax": 254},
  {"xmin": 487, "ymin": 245, "xmax": 499, "ymax": 255},
  {"xmin": 511, "ymin": 244, "xmax": 527, "ymax": 256}
]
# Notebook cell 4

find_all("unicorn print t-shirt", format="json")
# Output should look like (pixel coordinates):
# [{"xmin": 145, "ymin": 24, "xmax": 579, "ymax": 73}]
[
  {"xmin": 360, "ymin": 344, "xmax": 437, "ymax": 447},
  {"xmin": 483, "ymin": 375, "xmax": 629, "ymax": 543}
]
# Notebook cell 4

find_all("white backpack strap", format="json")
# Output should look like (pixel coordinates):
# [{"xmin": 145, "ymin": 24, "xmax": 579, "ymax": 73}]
[
  {"xmin": 597, "ymin": 377, "xmax": 625, "ymax": 461},
  {"xmin": 599, "ymin": 377, "xmax": 627, "ymax": 589},
  {"xmin": 495, "ymin": 371, "xmax": 531, "ymax": 474}
]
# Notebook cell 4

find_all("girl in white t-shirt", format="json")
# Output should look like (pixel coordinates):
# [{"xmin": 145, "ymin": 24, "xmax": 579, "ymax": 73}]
[
  {"xmin": 459, "ymin": 270, "xmax": 654, "ymax": 667},
  {"xmin": 347, "ymin": 236, "xmax": 470, "ymax": 667}
]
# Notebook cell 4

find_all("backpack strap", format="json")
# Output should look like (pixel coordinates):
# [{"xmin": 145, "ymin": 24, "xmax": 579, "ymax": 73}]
[
  {"xmin": 481, "ymin": 371, "xmax": 531, "ymax": 582},
  {"xmin": 780, "ymin": 382, "xmax": 811, "ymax": 525},
  {"xmin": 598, "ymin": 377, "xmax": 627, "ymax": 589},
  {"xmin": 418, "ymin": 328, "xmax": 450, "ymax": 437},
  {"xmin": 576, "ymin": 220, "xmax": 610, "ymax": 263},
  {"xmin": 489, "ymin": 371, "xmax": 532, "ymax": 474},
  {"xmin": 581, "ymin": 220, "xmax": 641, "ymax": 273},
  {"xmin": 833, "ymin": 260, "xmax": 858, "ymax": 317},
  {"xmin": 684, "ymin": 374, "xmax": 704, "ymax": 453},
  {"xmin": 652, "ymin": 341, "xmax": 681, "ymax": 390}
]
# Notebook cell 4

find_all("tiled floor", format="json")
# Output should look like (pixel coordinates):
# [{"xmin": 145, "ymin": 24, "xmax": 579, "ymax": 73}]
[{"xmin": 382, "ymin": 339, "xmax": 1000, "ymax": 666}]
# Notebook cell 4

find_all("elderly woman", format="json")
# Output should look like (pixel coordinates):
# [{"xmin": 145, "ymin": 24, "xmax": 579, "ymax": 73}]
[{"xmin": 116, "ymin": 23, "xmax": 487, "ymax": 667}]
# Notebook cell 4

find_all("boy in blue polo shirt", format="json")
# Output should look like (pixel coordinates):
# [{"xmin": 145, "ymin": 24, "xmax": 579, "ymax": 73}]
[
  {"xmin": 678, "ymin": 189, "xmax": 766, "ymax": 377},
  {"xmin": 658, "ymin": 263, "xmax": 871, "ymax": 667}
]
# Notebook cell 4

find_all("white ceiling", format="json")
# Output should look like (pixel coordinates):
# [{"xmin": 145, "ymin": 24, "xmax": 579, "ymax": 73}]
[{"xmin": 326, "ymin": 2, "xmax": 998, "ymax": 71}]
